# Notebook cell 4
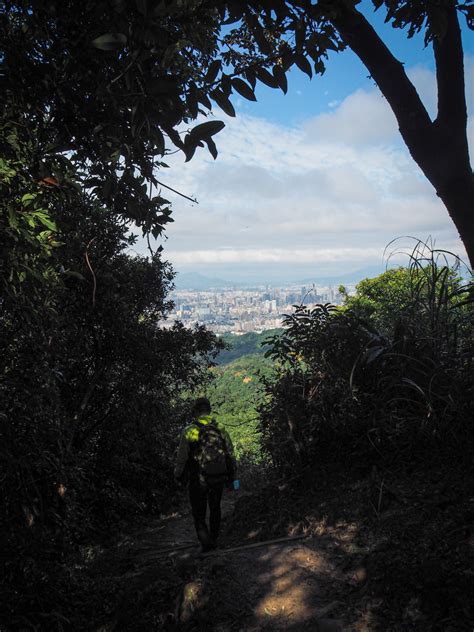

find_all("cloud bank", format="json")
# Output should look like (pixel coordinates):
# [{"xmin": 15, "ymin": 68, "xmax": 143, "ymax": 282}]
[{"xmin": 143, "ymin": 57, "xmax": 473, "ymax": 279}]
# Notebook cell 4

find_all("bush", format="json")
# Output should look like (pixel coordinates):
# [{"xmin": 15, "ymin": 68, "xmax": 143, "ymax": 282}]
[{"xmin": 259, "ymin": 244, "xmax": 473, "ymax": 476}]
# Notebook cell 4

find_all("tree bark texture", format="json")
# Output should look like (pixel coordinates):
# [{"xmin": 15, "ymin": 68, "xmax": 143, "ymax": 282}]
[{"xmin": 331, "ymin": 1, "xmax": 474, "ymax": 269}]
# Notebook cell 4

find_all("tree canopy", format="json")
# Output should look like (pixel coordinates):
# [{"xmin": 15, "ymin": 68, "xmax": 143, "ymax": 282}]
[{"xmin": 1, "ymin": 0, "xmax": 223, "ymax": 271}]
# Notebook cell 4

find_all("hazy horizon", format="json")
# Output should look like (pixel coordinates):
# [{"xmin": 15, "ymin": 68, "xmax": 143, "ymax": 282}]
[{"xmin": 171, "ymin": 261, "xmax": 386, "ymax": 288}]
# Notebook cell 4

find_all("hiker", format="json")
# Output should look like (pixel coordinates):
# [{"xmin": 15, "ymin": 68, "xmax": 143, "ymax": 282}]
[{"xmin": 174, "ymin": 397, "xmax": 236, "ymax": 552}]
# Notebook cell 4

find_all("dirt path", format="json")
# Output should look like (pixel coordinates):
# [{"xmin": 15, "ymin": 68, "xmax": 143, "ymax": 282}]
[
  {"xmin": 165, "ymin": 493, "xmax": 356, "ymax": 632},
  {"xmin": 91, "ymin": 465, "xmax": 474, "ymax": 631},
  {"xmin": 97, "ymin": 491, "xmax": 370, "ymax": 631}
]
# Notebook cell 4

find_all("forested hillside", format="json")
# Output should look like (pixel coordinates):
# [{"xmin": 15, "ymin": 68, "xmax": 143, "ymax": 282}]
[
  {"xmin": 207, "ymin": 353, "xmax": 272, "ymax": 462},
  {"xmin": 214, "ymin": 329, "xmax": 281, "ymax": 365}
]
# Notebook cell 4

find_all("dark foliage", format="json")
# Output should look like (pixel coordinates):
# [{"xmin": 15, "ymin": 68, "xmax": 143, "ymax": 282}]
[
  {"xmin": 0, "ymin": 0, "xmax": 226, "ymax": 244},
  {"xmin": 260, "ymin": 247, "xmax": 474, "ymax": 475},
  {"xmin": 0, "ymin": 197, "xmax": 220, "ymax": 630}
]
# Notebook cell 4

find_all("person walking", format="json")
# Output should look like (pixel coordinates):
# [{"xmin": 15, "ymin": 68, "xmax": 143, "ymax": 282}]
[{"xmin": 174, "ymin": 397, "xmax": 236, "ymax": 552}]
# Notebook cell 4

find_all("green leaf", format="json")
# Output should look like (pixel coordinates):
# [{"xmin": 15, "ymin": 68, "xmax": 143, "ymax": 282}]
[
  {"xmin": 255, "ymin": 67, "xmax": 279, "ymax": 89},
  {"xmin": 231, "ymin": 78, "xmax": 256, "ymax": 101},
  {"xmin": 91, "ymin": 33, "xmax": 127, "ymax": 51},
  {"xmin": 34, "ymin": 211, "xmax": 57, "ymax": 231},
  {"xmin": 205, "ymin": 138, "xmax": 218, "ymax": 160},
  {"xmin": 210, "ymin": 90, "xmax": 236, "ymax": 117},
  {"xmin": 272, "ymin": 66, "xmax": 288, "ymax": 94},
  {"xmin": 220, "ymin": 73, "xmax": 232, "ymax": 96},
  {"xmin": 205, "ymin": 60, "xmax": 221, "ymax": 84},
  {"xmin": 21, "ymin": 193, "xmax": 37, "ymax": 207},
  {"xmin": 189, "ymin": 120, "xmax": 225, "ymax": 141},
  {"xmin": 164, "ymin": 126, "xmax": 184, "ymax": 150},
  {"xmin": 295, "ymin": 54, "xmax": 313, "ymax": 79},
  {"xmin": 183, "ymin": 142, "xmax": 197, "ymax": 163},
  {"xmin": 196, "ymin": 90, "xmax": 212, "ymax": 111},
  {"xmin": 245, "ymin": 69, "xmax": 257, "ymax": 89},
  {"xmin": 8, "ymin": 206, "xmax": 18, "ymax": 229}
]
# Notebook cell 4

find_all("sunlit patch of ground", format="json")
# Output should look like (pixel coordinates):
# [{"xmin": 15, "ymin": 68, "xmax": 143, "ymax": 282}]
[
  {"xmin": 193, "ymin": 534, "xmax": 353, "ymax": 631},
  {"xmin": 252, "ymin": 544, "xmax": 336, "ymax": 626}
]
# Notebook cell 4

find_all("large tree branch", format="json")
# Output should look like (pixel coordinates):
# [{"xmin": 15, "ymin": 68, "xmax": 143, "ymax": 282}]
[
  {"xmin": 432, "ymin": 3, "xmax": 468, "ymax": 134},
  {"xmin": 329, "ymin": 2, "xmax": 434, "ymax": 169},
  {"xmin": 326, "ymin": 1, "xmax": 473, "ymax": 267}
]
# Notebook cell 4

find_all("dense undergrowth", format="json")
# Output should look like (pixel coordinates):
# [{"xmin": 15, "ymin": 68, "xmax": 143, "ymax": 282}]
[
  {"xmin": 231, "ymin": 242, "xmax": 474, "ymax": 630},
  {"xmin": 0, "ymin": 198, "xmax": 220, "ymax": 630},
  {"xmin": 260, "ymin": 244, "xmax": 473, "ymax": 475}
]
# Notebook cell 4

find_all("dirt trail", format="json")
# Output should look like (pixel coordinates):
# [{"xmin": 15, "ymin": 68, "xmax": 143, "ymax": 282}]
[
  {"xmin": 196, "ymin": 538, "xmax": 347, "ymax": 631},
  {"xmin": 93, "ymin": 466, "xmax": 473, "ymax": 631},
  {"xmin": 161, "ymin": 493, "xmax": 359, "ymax": 632},
  {"xmin": 96, "ymin": 490, "xmax": 373, "ymax": 631}
]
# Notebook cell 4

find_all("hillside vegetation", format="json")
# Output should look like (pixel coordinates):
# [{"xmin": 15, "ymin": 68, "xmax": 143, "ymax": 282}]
[
  {"xmin": 95, "ymin": 248, "xmax": 473, "ymax": 632},
  {"xmin": 206, "ymin": 354, "xmax": 272, "ymax": 463},
  {"xmin": 198, "ymin": 331, "xmax": 278, "ymax": 463},
  {"xmin": 214, "ymin": 329, "xmax": 281, "ymax": 365}
]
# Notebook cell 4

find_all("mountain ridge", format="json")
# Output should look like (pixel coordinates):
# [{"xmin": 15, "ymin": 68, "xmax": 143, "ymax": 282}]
[{"xmin": 173, "ymin": 265, "xmax": 386, "ymax": 290}]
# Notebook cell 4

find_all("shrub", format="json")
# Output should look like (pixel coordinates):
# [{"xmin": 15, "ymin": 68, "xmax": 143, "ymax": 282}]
[{"xmin": 259, "ymin": 243, "xmax": 473, "ymax": 475}]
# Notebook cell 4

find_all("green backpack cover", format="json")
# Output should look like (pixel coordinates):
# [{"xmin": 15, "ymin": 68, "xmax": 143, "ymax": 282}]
[{"xmin": 193, "ymin": 422, "xmax": 229, "ymax": 481}]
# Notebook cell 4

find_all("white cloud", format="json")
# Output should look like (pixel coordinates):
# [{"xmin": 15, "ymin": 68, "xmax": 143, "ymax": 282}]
[
  {"xmin": 303, "ymin": 89, "xmax": 398, "ymax": 146},
  {"xmin": 143, "ymin": 58, "xmax": 472, "ymax": 276},
  {"xmin": 168, "ymin": 247, "xmax": 383, "ymax": 265}
]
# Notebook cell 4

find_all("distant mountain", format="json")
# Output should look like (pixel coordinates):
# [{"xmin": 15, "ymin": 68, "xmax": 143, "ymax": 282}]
[
  {"xmin": 173, "ymin": 271, "xmax": 240, "ymax": 290},
  {"xmin": 173, "ymin": 265, "xmax": 387, "ymax": 290},
  {"xmin": 299, "ymin": 265, "xmax": 386, "ymax": 286}
]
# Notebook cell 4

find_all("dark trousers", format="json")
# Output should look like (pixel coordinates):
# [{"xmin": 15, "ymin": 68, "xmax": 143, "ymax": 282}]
[{"xmin": 189, "ymin": 478, "xmax": 224, "ymax": 549}]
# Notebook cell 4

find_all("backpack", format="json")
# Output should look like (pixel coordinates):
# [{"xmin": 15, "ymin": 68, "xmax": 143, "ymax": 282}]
[{"xmin": 192, "ymin": 422, "xmax": 229, "ymax": 482}]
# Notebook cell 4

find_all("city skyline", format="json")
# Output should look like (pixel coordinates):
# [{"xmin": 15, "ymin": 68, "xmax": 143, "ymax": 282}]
[{"xmin": 164, "ymin": 283, "xmax": 351, "ymax": 334}]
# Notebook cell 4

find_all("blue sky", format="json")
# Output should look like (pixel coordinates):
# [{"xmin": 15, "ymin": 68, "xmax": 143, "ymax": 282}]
[
  {"xmin": 142, "ymin": 3, "xmax": 473, "ymax": 284},
  {"xmin": 236, "ymin": 5, "xmax": 438, "ymax": 124},
  {"xmin": 234, "ymin": 1, "xmax": 473, "ymax": 125}
]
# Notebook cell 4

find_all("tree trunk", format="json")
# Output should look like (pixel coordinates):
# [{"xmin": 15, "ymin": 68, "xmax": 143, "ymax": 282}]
[
  {"xmin": 436, "ymin": 171, "xmax": 474, "ymax": 266},
  {"xmin": 332, "ymin": 2, "xmax": 474, "ymax": 269}
]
